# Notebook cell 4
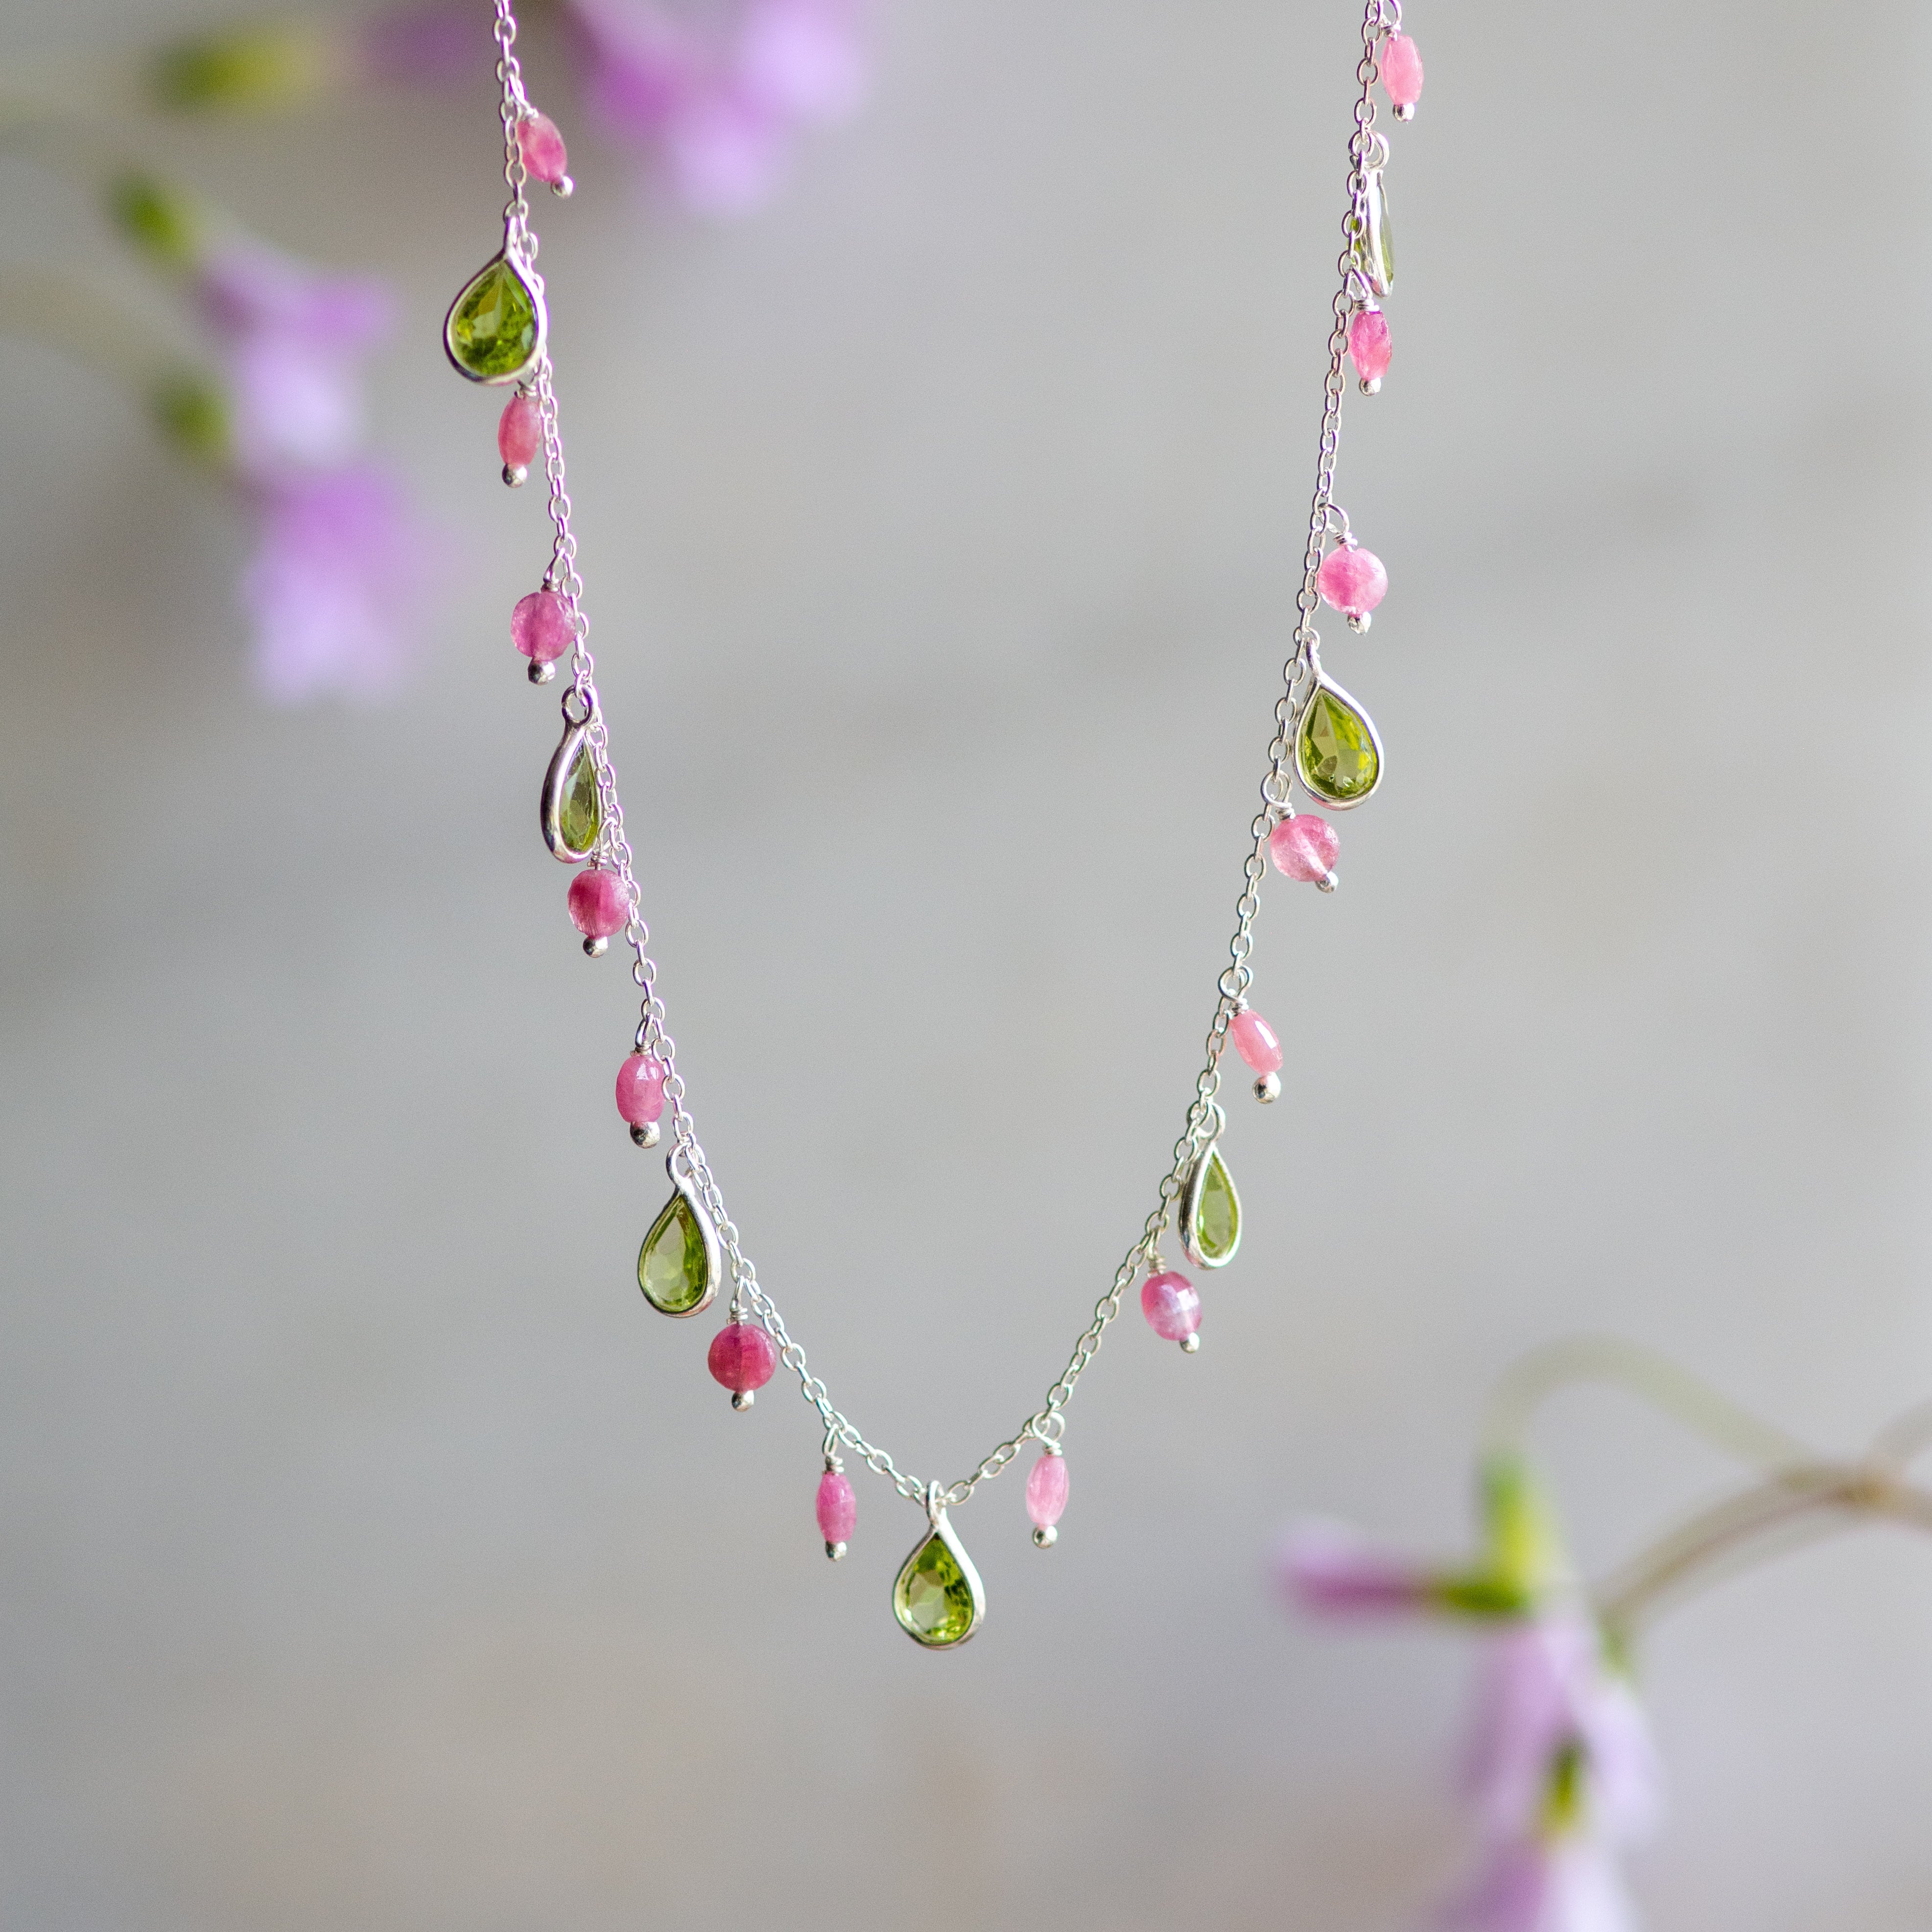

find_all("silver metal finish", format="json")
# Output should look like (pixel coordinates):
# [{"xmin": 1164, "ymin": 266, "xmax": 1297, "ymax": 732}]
[
  {"xmin": 1294, "ymin": 668, "xmax": 1385, "ymax": 811},
  {"xmin": 582, "ymin": 935, "xmax": 607, "ymax": 958},
  {"xmin": 540, "ymin": 700, "xmax": 600, "ymax": 862},
  {"xmin": 1359, "ymin": 377, "xmax": 1381, "ymax": 396},
  {"xmin": 441, "ymin": 227, "xmax": 548, "ymax": 388},
  {"xmin": 1254, "ymin": 1072, "xmax": 1282, "ymax": 1103},
  {"xmin": 475, "ymin": 0, "xmax": 1410, "ymax": 1558},
  {"xmin": 503, "ymin": 463, "xmax": 528, "ymax": 487},
  {"xmin": 1180, "ymin": 1333, "xmax": 1202, "ymax": 1354},
  {"xmin": 891, "ymin": 1487, "xmax": 986, "ymax": 1648},
  {"xmin": 630, "ymin": 1120, "xmax": 661, "ymax": 1149},
  {"xmin": 731, "ymin": 1389, "xmax": 754, "ymax": 1411},
  {"xmin": 825, "ymin": 1540, "xmax": 847, "ymax": 1561},
  {"xmin": 1178, "ymin": 1105, "xmax": 1240, "ymax": 1268},
  {"xmin": 636, "ymin": 1151, "xmax": 723, "ymax": 1319},
  {"xmin": 527, "ymin": 660, "xmax": 555, "ymax": 685},
  {"xmin": 1347, "ymin": 611, "xmax": 1372, "ymax": 634},
  {"xmin": 1033, "ymin": 1525, "xmax": 1058, "ymax": 1549}
]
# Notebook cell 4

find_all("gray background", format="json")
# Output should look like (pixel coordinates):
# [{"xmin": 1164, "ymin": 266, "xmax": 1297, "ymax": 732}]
[{"xmin": 5, "ymin": 1, "xmax": 1932, "ymax": 1927}]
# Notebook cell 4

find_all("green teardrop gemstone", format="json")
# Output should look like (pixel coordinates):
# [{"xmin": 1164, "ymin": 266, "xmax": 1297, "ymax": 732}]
[
  {"xmin": 639, "ymin": 1193, "xmax": 710, "ymax": 1314},
  {"xmin": 558, "ymin": 743, "xmax": 601, "ymax": 855},
  {"xmin": 1362, "ymin": 169, "xmax": 1394, "ymax": 295},
  {"xmin": 1297, "ymin": 686, "xmax": 1381, "ymax": 804},
  {"xmin": 893, "ymin": 1530, "xmax": 979, "ymax": 1647},
  {"xmin": 1196, "ymin": 1148, "xmax": 1240, "ymax": 1264},
  {"xmin": 447, "ymin": 255, "xmax": 539, "ymax": 381}
]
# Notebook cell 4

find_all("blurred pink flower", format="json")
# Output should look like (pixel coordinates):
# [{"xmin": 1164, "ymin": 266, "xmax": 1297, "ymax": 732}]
[
  {"xmin": 196, "ymin": 242, "xmax": 394, "ymax": 480},
  {"xmin": 1277, "ymin": 1519, "xmax": 1440, "ymax": 1617},
  {"xmin": 357, "ymin": 2, "xmax": 496, "ymax": 88},
  {"xmin": 241, "ymin": 464, "xmax": 439, "ymax": 703},
  {"xmin": 1436, "ymin": 1837, "xmax": 1641, "ymax": 1932},
  {"xmin": 565, "ymin": 0, "xmax": 872, "ymax": 212}
]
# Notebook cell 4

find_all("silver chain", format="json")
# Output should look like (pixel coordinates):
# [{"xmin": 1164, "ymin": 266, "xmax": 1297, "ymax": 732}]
[{"xmin": 490, "ymin": 0, "xmax": 1397, "ymax": 1513}]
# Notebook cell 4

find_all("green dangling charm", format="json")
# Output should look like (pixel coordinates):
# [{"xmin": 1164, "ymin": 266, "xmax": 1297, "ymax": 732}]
[
  {"xmin": 1295, "ymin": 674, "xmax": 1383, "ymax": 808},
  {"xmin": 638, "ymin": 1155, "xmax": 721, "ymax": 1318},
  {"xmin": 444, "ymin": 224, "xmax": 545, "ymax": 385},
  {"xmin": 1179, "ymin": 1128, "xmax": 1242, "ymax": 1269},
  {"xmin": 541, "ymin": 703, "xmax": 602, "ymax": 862},
  {"xmin": 892, "ymin": 1488, "xmax": 986, "ymax": 1649}
]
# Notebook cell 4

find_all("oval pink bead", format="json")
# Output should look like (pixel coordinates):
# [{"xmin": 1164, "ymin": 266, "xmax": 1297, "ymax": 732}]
[
  {"xmin": 567, "ymin": 867, "xmax": 628, "ymax": 939},
  {"xmin": 1381, "ymin": 33, "xmax": 1424, "ymax": 109},
  {"xmin": 1269, "ymin": 814, "xmax": 1340, "ymax": 883},
  {"xmin": 1348, "ymin": 309, "xmax": 1391, "ymax": 384},
  {"xmin": 497, "ymin": 392, "xmax": 542, "ymax": 469},
  {"xmin": 816, "ymin": 1468, "xmax": 857, "ymax": 1543},
  {"xmin": 707, "ymin": 1321, "xmax": 778, "ymax": 1393},
  {"xmin": 1025, "ymin": 1450, "xmax": 1069, "ymax": 1528},
  {"xmin": 1141, "ymin": 1271, "xmax": 1201, "ymax": 1342},
  {"xmin": 1229, "ymin": 1007, "xmax": 1282, "ymax": 1074},
  {"xmin": 1315, "ymin": 545, "xmax": 1388, "ymax": 619},
  {"xmin": 511, "ymin": 589, "xmax": 573, "ymax": 663},
  {"xmin": 614, "ymin": 1053, "xmax": 667, "ymax": 1126},
  {"xmin": 516, "ymin": 111, "xmax": 570, "ymax": 185}
]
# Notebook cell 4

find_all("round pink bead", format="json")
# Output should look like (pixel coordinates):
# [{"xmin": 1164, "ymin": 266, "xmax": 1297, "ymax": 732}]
[
  {"xmin": 1381, "ymin": 32, "xmax": 1424, "ymax": 109},
  {"xmin": 1229, "ymin": 1007, "xmax": 1282, "ymax": 1074},
  {"xmin": 1348, "ymin": 309, "xmax": 1392, "ymax": 384},
  {"xmin": 1025, "ymin": 1450, "xmax": 1069, "ymax": 1529},
  {"xmin": 511, "ymin": 589, "xmax": 573, "ymax": 663},
  {"xmin": 1315, "ymin": 544, "xmax": 1388, "ymax": 619},
  {"xmin": 1141, "ymin": 1271, "xmax": 1201, "ymax": 1342},
  {"xmin": 1270, "ymin": 814, "xmax": 1340, "ymax": 883},
  {"xmin": 516, "ymin": 111, "xmax": 570, "ymax": 185},
  {"xmin": 816, "ymin": 1468, "xmax": 857, "ymax": 1543},
  {"xmin": 567, "ymin": 867, "xmax": 628, "ymax": 939},
  {"xmin": 707, "ymin": 1321, "xmax": 778, "ymax": 1393},
  {"xmin": 497, "ymin": 392, "xmax": 542, "ymax": 469},
  {"xmin": 614, "ymin": 1053, "xmax": 667, "ymax": 1126}
]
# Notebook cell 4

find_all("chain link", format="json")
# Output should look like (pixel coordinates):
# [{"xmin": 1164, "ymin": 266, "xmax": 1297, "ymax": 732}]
[{"xmin": 489, "ymin": 0, "xmax": 1395, "ymax": 1514}]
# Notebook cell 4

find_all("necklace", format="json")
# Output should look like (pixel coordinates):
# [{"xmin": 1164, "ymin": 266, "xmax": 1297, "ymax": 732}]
[{"xmin": 441, "ymin": 0, "xmax": 1424, "ymax": 1648}]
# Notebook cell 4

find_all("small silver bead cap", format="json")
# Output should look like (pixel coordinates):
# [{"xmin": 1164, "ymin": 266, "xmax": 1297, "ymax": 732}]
[
  {"xmin": 630, "ymin": 1120, "xmax": 661, "ymax": 1149},
  {"xmin": 551, "ymin": 175, "xmax": 575, "ymax": 198},
  {"xmin": 1394, "ymin": 102, "xmax": 1415, "ymax": 121},
  {"xmin": 825, "ymin": 1540, "xmax": 848, "ymax": 1561},
  {"xmin": 1179, "ymin": 1332, "xmax": 1201, "ymax": 1354},
  {"xmin": 583, "ymin": 935, "xmax": 609, "ymax": 958},
  {"xmin": 1032, "ymin": 1525, "xmax": 1058, "ymax": 1549},
  {"xmin": 528, "ymin": 660, "xmax": 557, "ymax": 685},
  {"xmin": 1359, "ymin": 377, "xmax": 1382, "ymax": 397},
  {"xmin": 1254, "ymin": 1071, "xmax": 1282, "ymax": 1103},
  {"xmin": 730, "ymin": 1389, "xmax": 755, "ymax": 1412},
  {"xmin": 502, "ymin": 462, "xmax": 528, "ymax": 488},
  {"xmin": 1347, "ymin": 610, "xmax": 1373, "ymax": 634}
]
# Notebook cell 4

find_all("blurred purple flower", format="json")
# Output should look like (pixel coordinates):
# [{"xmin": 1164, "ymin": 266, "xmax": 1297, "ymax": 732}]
[
  {"xmin": 241, "ymin": 464, "xmax": 439, "ymax": 703},
  {"xmin": 195, "ymin": 241, "xmax": 394, "ymax": 480},
  {"xmin": 1437, "ymin": 1837, "xmax": 1640, "ymax": 1932},
  {"xmin": 564, "ymin": 0, "xmax": 872, "ymax": 213},
  {"xmin": 357, "ymin": 1, "xmax": 497, "ymax": 88},
  {"xmin": 1277, "ymin": 1520, "xmax": 1440, "ymax": 1618}
]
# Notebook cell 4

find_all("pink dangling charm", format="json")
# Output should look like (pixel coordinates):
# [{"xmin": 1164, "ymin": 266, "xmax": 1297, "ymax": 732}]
[
  {"xmin": 1270, "ymin": 814, "xmax": 1340, "ymax": 892},
  {"xmin": 1381, "ymin": 33, "xmax": 1424, "ymax": 119},
  {"xmin": 708, "ymin": 1320, "xmax": 778, "ymax": 1411},
  {"xmin": 516, "ymin": 111, "xmax": 573, "ymax": 194},
  {"xmin": 1141, "ymin": 1268, "xmax": 1202, "ymax": 1350},
  {"xmin": 1025, "ymin": 1445, "xmax": 1069, "ymax": 1547},
  {"xmin": 567, "ymin": 866, "xmax": 627, "ymax": 954},
  {"xmin": 817, "ymin": 1463, "xmax": 856, "ymax": 1559},
  {"xmin": 497, "ymin": 391, "xmax": 542, "ymax": 485},
  {"xmin": 1315, "ymin": 542, "xmax": 1388, "ymax": 632},
  {"xmin": 1348, "ymin": 308, "xmax": 1391, "ymax": 394},
  {"xmin": 511, "ymin": 586, "xmax": 572, "ymax": 679}
]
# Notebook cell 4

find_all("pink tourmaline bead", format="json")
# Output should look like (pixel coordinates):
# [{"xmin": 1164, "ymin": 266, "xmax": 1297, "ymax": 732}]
[
  {"xmin": 707, "ymin": 1321, "xmax": 778, "ymax": 1393},
  {"xmin": 1230, "ymin": 1007, "xmax": 1283, "ymax": 1074},
  {"xmin": 614, "ymin": 1053, "xmax": 668, "ymax": 1126},
  {"xmin": 498, "ymin": 392, "xmax": 542, "ymax": 469},
  {"xmin": 1348, "ymin": 310, "xmax": 1392, "ymax": 385},
  {"xmin": 1270, "ymin": 814, "xmax": 1340, "ymax": 883},
  {"xmin": 817, "ymin": 1469, "xmax": 857, "ymax": 1543},
  {"xmin": 511, "ymin": 589, "xmax": 573, "ymax": 663},
  {"xmin": 1141, "ymin": 1271, "xmax": 1201, "ymax": 1342},
  {"xmin": 1026, "ymin": 1450, "xmax": 1069, "ymax": 1528},
  {"xmin": 516, "ymin": 111, "xmax": 570, "ymax": 185},
  {"xmin": 1315, "ymin": 545, "xmax": 1388, "ymax": 619},
  {"xmin": 568, "ymin": 867, "xmax": 628, "ymax": 939},
  {"xmin": 1381, "ymin": 33, "xmax": 1424, "ymax": 110}
]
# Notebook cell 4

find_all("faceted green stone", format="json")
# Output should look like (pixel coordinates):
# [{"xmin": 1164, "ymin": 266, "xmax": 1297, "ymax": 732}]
[
  {"xmin": 559, "ymin": 743, "xmax": 601, "ymax": 855},
  {"xmin": 1297, "ymin": 686, "xmax": 1381, "ymax": 804},
  {"xmin": 639, "ymin": 1192, "xmax": 709, "ymax": 1314},
  {"xmin": 447, "ymin": 255, "xmax": 539, "ymax": 381},
  {"xmin": 894, "ymin": 1531, "xmax": 978, "ymax": 1646},
  {"xmin": 1196, "ymin": 1149, "xmax": 1240, "ymax": 1263}
]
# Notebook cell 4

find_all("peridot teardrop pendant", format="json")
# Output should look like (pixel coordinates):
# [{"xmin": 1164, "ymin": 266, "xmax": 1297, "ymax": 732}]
[
  {"xmin": 892, "ymin": 1500, "xmax": 985, "ymax": 1649},
  {"xmin": 1360, "ymin": 167, "xmax": 1393, "ymax": 297},
  {"xmin": 444, "ymin": 235, "xmax": 545, "ymax": 385},
  {"xmin": 541, "ymin": 708, "xmax": 602, "ymax": 862},
  {"xmin": 638, "ymin": 1156, "xmax": 720, "ymax": 1318},
  {"xmin": 1295, "ymin": 676, "xmax": 1383, "ymax": 808},
  {"xmin": 1179, "ymin": 1135, "xmax": 1241, "ymax": 1269}
]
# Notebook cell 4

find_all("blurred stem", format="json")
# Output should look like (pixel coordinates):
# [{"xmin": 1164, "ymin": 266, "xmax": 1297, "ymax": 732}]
[
  {"xmin": 1482, "ymin": 1335, "xmax": 1816, "ymax": 1474},
  {"xmin": 0, "ymin": 270, "xmax": 229, "ymax": 466}
]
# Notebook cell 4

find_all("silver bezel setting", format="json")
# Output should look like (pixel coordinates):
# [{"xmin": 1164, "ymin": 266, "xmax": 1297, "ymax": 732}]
[
  {"xmin": 540, "ymin": 707, "xmax": 600, "ymax": 863},
  {"xmin": 892, "ymin": 1503, "xmax": 986, "ymax": 1649},
  {"xmin": 1360, "ymin": 167, "xmax": 1393, "ymax": 297},
  {"xmin": 637, "ymin": 1152, "xmax": 722, "ymax": 1319},
  {"xmin": 1178, "ymin": 1114, "xmax": 1241, "ymax": 1270},
  {"xmin": 442, "ymin": 231, "xmax": 549, "ymax": 388},
  {"xmin": 1293, "ymin": 670, "xmax": 1385, "ymax": 811}
]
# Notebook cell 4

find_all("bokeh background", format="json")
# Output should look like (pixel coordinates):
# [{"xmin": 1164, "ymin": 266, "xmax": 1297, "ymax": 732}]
[{"xmin": 6, "ymin": 2, "xmax": 1932, "ymax": 1927}]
